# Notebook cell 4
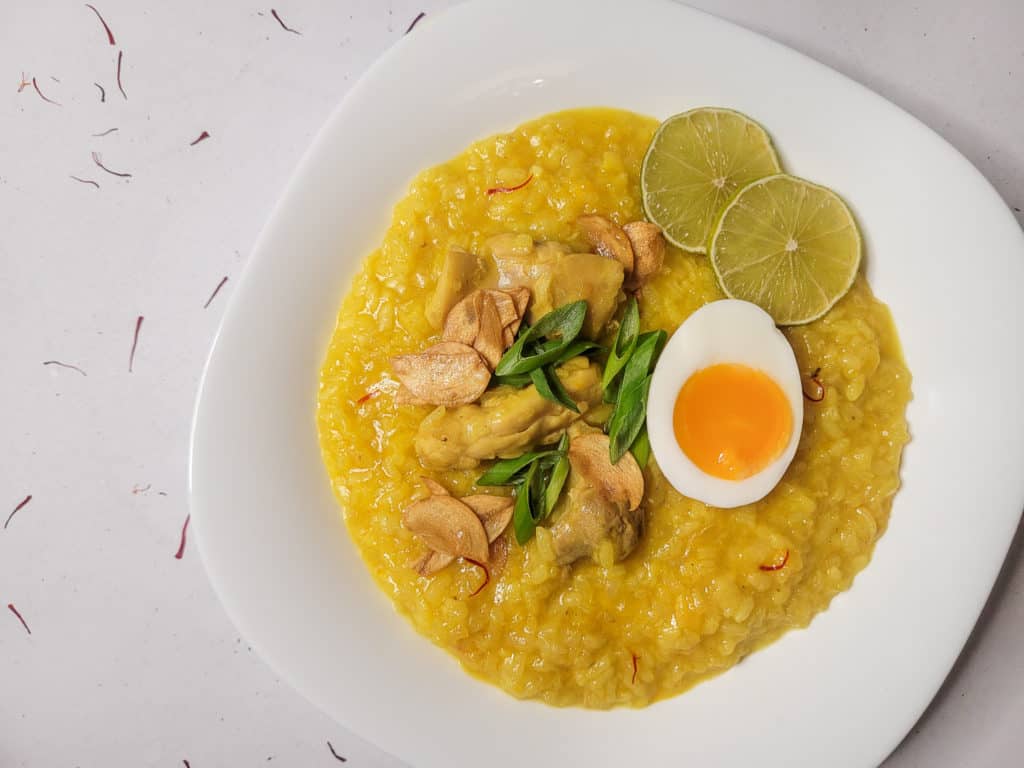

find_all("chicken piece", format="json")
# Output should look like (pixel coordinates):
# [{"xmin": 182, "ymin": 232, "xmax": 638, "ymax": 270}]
[
  {"xmin": 414, "ymin": 357, "xmax": 603, "ymax": 470},
  {"xmin": 486, "ymin": 236, "xmax": 624, "ymax": 339},
  {"xmin": 425, "ymin": 247, "xmax": 498, "ymax": 329},
  {"xmin": 549, "ymin": 473, "xmax": 645, "ymax": 566},
  {"xmin": 549, "ymin": 426, "xmax": 646, "ymax": 565},
  {"xmin": 577, "ymin": 215, "xmax": 634, "ymax": 273}
]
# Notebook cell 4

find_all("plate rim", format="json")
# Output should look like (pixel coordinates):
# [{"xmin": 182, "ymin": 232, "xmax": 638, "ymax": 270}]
[{"xmin": 189, "ymin": 1, "xmax": 1024, "ymax": 766}]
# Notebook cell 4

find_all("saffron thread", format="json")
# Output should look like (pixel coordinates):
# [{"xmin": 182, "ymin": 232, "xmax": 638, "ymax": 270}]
[
  {"xmin": 465, "ymin": 558, "xmax": 490, "ymax": 597},
  {"xmin": 486, "ymin": 174, "xmax": 533, "ymax": 196},
  {"xmin": 759, "ymin": 549, "xmax": 790, "ymax": 572},
  {"xmin": 69, "ymin": 175, "xmax": 100, "ymax": 189},
  {"xmin": 43, "ymin": 360, "xmax": 88, "ymax": 375},
  {"xmin": 7, "ymin": 604, "xmax": 31, "ymax": 635},
  {"xmin": 91, "ymin": 152, "xmax": 132, "ymax": 178},
  {"xmin": 128, "ymin": 315, "xmax": 144, "ymax": 372},
  {"xmin": 85, "ymin": 3, "xmax": 116, "ymax": 45},
  {"xmin": 115, "ymin": 49, "xmax": 127, "ymax": 99},
  {"xmin": 32, "ymin": 77, "xmax": 61, "ymax": 106},
  {"xmin": 203, "ymin": 276, "xmax": 228, "ymax": 308},
  {"xmin": 190, "ymin": 130, "xmax": 211, "ymax": 146},
  {"xmin": 270, "ymin": 9, "xmax": 301, "ymax": 34},
  {"xmin": 4, "ymin": 495, "xmax": 32, "ymax": 530},
  {"xmin": 94, "ymin": 82, "xmax": 106, "ymax": 102},
  {"xmin": 92, "ymin": 127, "xmax": 118, "ymax": 137},
  {"xmin": 404, "ymin": 11, "xmax": 425, "ymax": 34},
  {"xmin": 631, "ymin": 652, "xmax": 639, "ymax": 684},
  {"xmin": 174, "ymin": 514, "xmax": 191, "ymax": 559},
  {"xmin": 327, "ymin": 742, "xmax": 347, "ymax": 762}
]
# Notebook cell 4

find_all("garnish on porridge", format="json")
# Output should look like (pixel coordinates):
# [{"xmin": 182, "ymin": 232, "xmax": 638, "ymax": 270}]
[{"xmin": 317, "ymin": 107, "xmax": 911, "ymax": 708}]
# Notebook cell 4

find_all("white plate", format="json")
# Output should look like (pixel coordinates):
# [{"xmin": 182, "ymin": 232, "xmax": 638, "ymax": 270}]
[{"xmin": 189, "ymin": 1, "xmax": 1024, "ymax": 766}]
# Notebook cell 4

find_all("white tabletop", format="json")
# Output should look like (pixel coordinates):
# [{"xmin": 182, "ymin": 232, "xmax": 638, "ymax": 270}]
[{"xmin": 2, "ymin": 1, "xmax": 1021, "ymax": 765}]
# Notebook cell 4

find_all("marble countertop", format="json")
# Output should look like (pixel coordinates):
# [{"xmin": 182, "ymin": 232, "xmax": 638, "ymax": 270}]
[{"xmin": 2, "ymin": 0, "xmax": 1021, "ymax": 765}]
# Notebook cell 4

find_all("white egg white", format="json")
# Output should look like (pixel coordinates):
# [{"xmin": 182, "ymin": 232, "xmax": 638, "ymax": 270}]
[{"xmin": 647, "ymin": 299, "xmax": 803, "ymax": 508}]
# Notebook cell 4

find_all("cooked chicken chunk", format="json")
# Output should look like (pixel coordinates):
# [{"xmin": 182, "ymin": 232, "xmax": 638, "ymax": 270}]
[
  {"xmin": 414, "ymin": 357, "xmax": 603, "ymax": 470},
  {"xmin": 486, "ymin": 236, "xmax": 624, "ymax": 339},
  {"xmin": 425, "ymin": 247, "xmax": 498, "ymax": 329},
  {"xmin": 427, "ymin": 236, "xmax": 625, "ymax": 340},
  {"xmin": 577, "ymin": 215, "xmax": 634, "ymax": 273},
  {"xmin": 549, "ymin": 426, "xmax": 646, "ymax": 565},
  {"xmin": 549, "ymin": 471, "xmax": 644, "ymax": 566}
]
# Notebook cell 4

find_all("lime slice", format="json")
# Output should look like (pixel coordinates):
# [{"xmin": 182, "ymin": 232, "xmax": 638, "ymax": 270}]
[
  {"xmin": 709, "ymin": 174, "xmax": 862, "ymax": 325},
  {"xmin": 641, "ymin": 108, "xmax": 782, "ymax": 253}
]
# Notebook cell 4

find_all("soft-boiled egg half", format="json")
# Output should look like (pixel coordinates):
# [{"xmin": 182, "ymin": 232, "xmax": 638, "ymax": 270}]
[{"xmin": 647, "ymin": 299, "xmax": 803, "ymax": 508}]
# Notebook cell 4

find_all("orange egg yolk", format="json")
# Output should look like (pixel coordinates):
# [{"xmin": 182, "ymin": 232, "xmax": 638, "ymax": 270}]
[{"xmin": 672, "ymin": 363, "xmax": 792, "ymax": 481}]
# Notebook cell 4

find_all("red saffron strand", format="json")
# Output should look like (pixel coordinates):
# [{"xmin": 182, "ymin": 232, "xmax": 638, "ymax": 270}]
[
  {"xmin": 327, "ymin": 741, "xmax": 347, "ymax": 762},
  {"xmin": 92, "ymin": 127, "xmax": 118, "ymax": 137},
  {"xmin": 174, "ymin": 514, "xmax": 191, "ymax": 560},
  {"xmin": 465, "ymin": 558, "xmax": 490, "ymax": 597},
  {"xmin": 486, "ymin": 173, "xmax": 533, "ymax": 196},
  {"xmin": 32, "ymin": 77, "xmax": 61, "ymax": 106},
  {"xmin": 203, "ymin": 276, "xmax": 228, "ymax": 308},
  {"xmin": 69, "ymin": 175, "xmax": 100, "ymax": 189},
  {"xmin": 128, "ymin": 315, "xmax": 144, "ymax": 372},
  {"xmin": 84, "ymin": 3, "xmax": 116, "ymax": 45},
  {"xmin": 94, "ymin": 82, "xmax": 106, "ymax": 102},
  {"xmin": 404, "ymin": 11, "xmax": 425, "ymax": 34},
  {"xmin": 4, "ymin": 495, "xmax": 32, "ymax": 530},
  {"xmin": 115, "ymin": 49, "xmax": 127, "ymax": 99},
  {"xmin": 631, "ymin": 653, "xmax": 639, "ymax": 685},
  {"xmin": 355, "ymin": 390, "xmax": 377, "ymax": 405},
  {"xmin": 270, "ymin": 9, "xmax": 301, "ymax": 34},
  {"xmin": 91, "ymin": 152, "xmax": 132, "ymax": 178},
  {"xmin": 7, "ymin": 604, "xmax": 31, "ymax": 635},
  {"xmin": 183, "ymin": 761, "xmax": 191, "ymax": 768},
  {"xmin": 759, "ymin": 549, "xmax": 790, "ymax": 572},
  {"xmin": 190, "ymin": 130, "xmax": 211, "ymax": 146},
  {"xmin": 43, "ymin": 360, "xmax": 88, "ymax": 375}
]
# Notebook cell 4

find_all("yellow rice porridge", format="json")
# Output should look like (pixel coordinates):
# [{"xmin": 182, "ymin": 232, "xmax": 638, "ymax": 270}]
[{"xmin": 316, "ymin": 107, "xmax": 911, "ymax": 708}]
